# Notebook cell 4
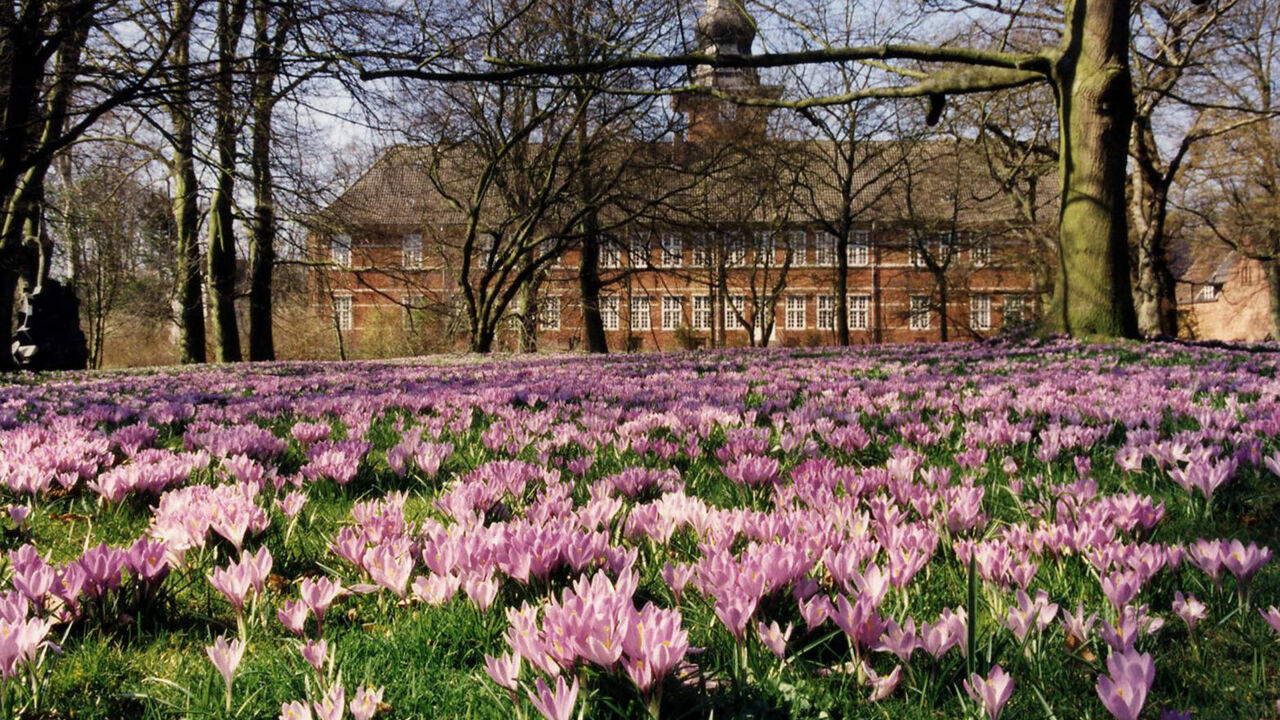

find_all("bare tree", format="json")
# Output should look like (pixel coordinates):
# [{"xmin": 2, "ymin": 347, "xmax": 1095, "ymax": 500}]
[{"xmin": 1178, "ymin": 0, "xmax": 1280, "ymax": 336}]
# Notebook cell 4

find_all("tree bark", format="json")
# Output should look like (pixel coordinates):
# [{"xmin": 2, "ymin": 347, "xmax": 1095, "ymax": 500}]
[
  {"xmin": 1267, "ymin": 258, "xmax": 1280, "ymax": 341},
  {"xmin": 169, "ymin": 0, "xmax": 206, "ymax": 364},
  {"xmin": 835, "ymin": 229, "xmax": 850, "ymax": 346},
  {"xmin": 0, "ymin": 266, "xmax": 15, "ymax": 372},
  {"xmin": 1129, "ymin": 122, "xmax": 1179, "ymax": 337},
  {"xmin": 247, "ymin": 0, "xmax": 281, "ymax": 362},
  {"xmin": 1046, "ymin": 0, "xmax": 1139, "ymax": 338},
  {"xmin": 578, "ymin": 211, "xmax": 608, "ymax": 353},
  {"xmin": 207, "ymin": 0, "xmax": 249, "ymax": 362}
]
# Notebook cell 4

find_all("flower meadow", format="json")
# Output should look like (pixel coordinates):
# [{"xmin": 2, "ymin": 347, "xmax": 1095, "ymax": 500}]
[{"xmin": 0, "ymin": 341, "xmax": 1278, "ymax": 720}]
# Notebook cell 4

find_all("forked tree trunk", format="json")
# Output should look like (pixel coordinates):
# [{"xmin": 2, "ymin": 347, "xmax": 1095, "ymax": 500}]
[
  {"xmin": 1046, "ymin": 0, "xmax": 1139, "ymax": 338},
  {"xmin": 169, "ymin": 0, "xmax": 206, "ymax": 364}
]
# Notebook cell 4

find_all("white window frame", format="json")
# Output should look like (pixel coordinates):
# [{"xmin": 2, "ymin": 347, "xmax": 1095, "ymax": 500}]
[
  {"xmin": 815, "ymin": 232, "xmax": 837, "ymax": 267},
  {"xmin": 402, "ymin": 233, "xmax": 423, "ymax": 269},
  {"xmin": 910, "ymin": 295, "xmax": 932, "ymax": 331},
  {"xmin": 726, "ymin": 234, "xmax": 747, "ymax": 267},
  {"xmin": 785, "ymin": 296, "xmax": 806, "ymax": 330},
  {"xmin": 935, "ymin": 231, "xmax": 955, "ymax": 264},
  {"xmin": 692, "ymin": 295, "xmax": 712, "ymax": 331},
  {"xmin": 331, "ymin": 235, "xmax": 352, "ymax": 266},
  {"xmin": 849, "ymin": 230, "xmax": 870, "ymax": 267},
  {"xmin": 1004, "ymin": 295, "xmax": 1026, "ymax": 324},
  {"xmin": 691, "ymin": 233, "xmax": 712, "ymax": 268},
  {"xmin": 849, "ymin": 294, "xmax": 870, "ymax": 330},
  {"xmin": 630, "ymin": 295, "xmax": 651, "ymax": 331},
  {"xmin": 659, "ymin": 233, "xmax": 683, "ymax": 268},
  {"xmin": 629, "ymin": 234, "xmax": 649, "ymax": 268},
  {"xmin": 539, "ymin": 296, "xmax": 561, "ymax": 331},
  {"xmin": 817, "ymin": 295, "xmax": 835, "ymax": 331},
  {"xmin": 970, "ymin": 236, "xmax": 991, "ymax": 267},
  {"xmin": 661, "ymin": 296, "xmax": 683, "ymax": 330},
  {"xmin": 1194, "ymin": 285, "xmax": 1219, "ymax": 302},
  {"xmin": 788, "ymin": 231, "xmax": 808, "ymax": 266},
  {"xmin": 725, "ymin": 295, "xmax": 746, "ymax": 330},
  {"xmin": 600, "ymin": 238, "xmax": 622, "ymax": 269},
  {"xmin": 970, "ymin": 294, "xmax": 992, "ymax": 331},
  {"xmin": 600, "ymin": 296, "xmax": 620, "ymax": 330},
  {"xmin": 332, "ymin": 294, "xmax": 353, "ymax": 331},
  {"xmin": 754, "ymin": 231, "xmax": 776, "ymax": 266}
]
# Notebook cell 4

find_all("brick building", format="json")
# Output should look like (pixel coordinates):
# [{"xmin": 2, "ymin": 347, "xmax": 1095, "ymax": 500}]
[{"xmin": 309, "ymin": 1, "xmax": 1041, "ymax": 355}]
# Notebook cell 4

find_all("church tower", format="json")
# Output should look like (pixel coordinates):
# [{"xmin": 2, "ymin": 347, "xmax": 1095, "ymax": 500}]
[{"xmin": 676, "ymin": 0, "xmax": 783, "ymax": 143}]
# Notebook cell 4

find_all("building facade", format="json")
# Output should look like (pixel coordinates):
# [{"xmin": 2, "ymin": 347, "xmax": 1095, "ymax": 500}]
[{"xmin": 310, "ymin": 1, "xmax": 1041, "ymax": 355}]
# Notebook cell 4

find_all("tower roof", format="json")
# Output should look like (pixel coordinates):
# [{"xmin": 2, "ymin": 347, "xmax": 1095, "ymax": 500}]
[{"xmin": 696, "ymin": 0, "xmax": 756, "ymax": 55}]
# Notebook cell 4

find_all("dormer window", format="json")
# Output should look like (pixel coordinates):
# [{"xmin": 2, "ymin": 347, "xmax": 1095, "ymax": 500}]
[{"xmin": 1195, "ymin": 285, "xmax": 1220, "ymax": 302}]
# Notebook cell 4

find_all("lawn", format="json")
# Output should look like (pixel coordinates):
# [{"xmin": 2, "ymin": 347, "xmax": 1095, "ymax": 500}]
[{"xmin": 0, "ymin": 339, "xmax": 1277, "ymax": 720}]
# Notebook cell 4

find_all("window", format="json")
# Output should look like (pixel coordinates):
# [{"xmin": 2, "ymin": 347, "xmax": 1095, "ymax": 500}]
[
  {"xmin": 725, "ymin": 295, "xmax": 746, "ymax": 330},
  {"xmin": 910, "ymin": 295, "xmax": 931, "ymax": 331},
  {"xmin": 539, "ymin": 296, "xmax": 561, "ymax": 331},
  {"xmin": 692, "ymin": 295, "xmax": 712, "ymax": 331},
  {"xmin": 660, "ymin": 233, "xmax": 683, "ymax": 267},
  {"xmin": 935, "ymin": 232, "xmax": 956, "ymax": 264},
  {"xmin": 785, "ymin": 296, "xmax": 806, "ymax": 330},
  {"xmin": 402, "ymin": 233, "xmax": 423, "ymax": 269},
  {"xmin": 692, "ymin": 233, "xmax": 712, "ymax": 267},
  {"xmin": 849, "ymin": 230, "xmax": 870, "ymax": 267},
  {"xmin": 909, "ymin": 240, "xmax": 925, "ymax": 268},
  {"xmin": 600, "ymin": 238, "xmax": 622, "ymax": 269},
  {"xmin": 661, "ymin": 296, "xmax": 683, "ymax": 330},
  {"xmin": 815, "ymin": 232, "xmax": 837, "ymax": 267},
  {"xmin": 601, "ymin": 296, "xmax": 620, "ymax": 330},
  {"xmin": 630, "ymin": 295, "xmax": 651, "ymax": 331},
  {"xmin": 970, "ymin": 237, "xmax": 991, "ymax": 267},
  {"xmin": 539, "ymin": 237, "xmax": 559, "ymax": 266},
  {"xmin": 970, "ymin": 295, "xmax": 992, "ymax": 330},
  {"xmin": 754, "ymin": 232, "xmax": 776, "ymax": 265},
  {"xmin": 726, "ymin": 234, "xmax": 747, "ymax": 267},
  {"xmin": 788, "ymin": 231, "xmax": 807, "ymax": 266},
  {"xmin": 849, "ymin": 294, "xmax": 870, "ymax": 330},
  {"xmin": 1194, "ymin": 285, "xmax": 1219, "ymax": 302},
  {"xmin": 331, "ymin": 235, "xmax": 352, "ymax": 266},
  {"xmin": 332, "ymin": 294, "xmax": 353, "ymax": 331},
  {"xmin": 629, "ymin": 234, "xmax": 649, "ymax": 268},
  {"xmin": 1004, "ymin": 295, "xmax": 1026, "ymax": 324},
  {"xmin": 477, "ymin": 235, "xmax": 495, "ymax": 262},
  {"xmin": 817, "ymin": 295, "xmax": 835, "ymax": 331}
]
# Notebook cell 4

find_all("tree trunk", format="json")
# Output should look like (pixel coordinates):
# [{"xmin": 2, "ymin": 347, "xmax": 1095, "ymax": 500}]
[
  {"xmin": 1046, "ymin": 0, "xmax": 1139, "ymax": 338},
  {"xmin": 207, "ymin": 0, "xmax": 248, "ymax": 362},
  {"xmin": 938, "ymin": 277, "xmax": 949, "ymax": 342},
  {"xmin": 0, "ymin": 267, "xmax": 15, "ymax": 372},
  {"xmin": 247, "ymin": 2, "xmax": 277, "ymax": 362},
  {"xmin": 1129, "ymin": 129, "xmax": 1179, "ymax": 337},
  {"xmin": 835, "ymin": 230, "xmax": 850, "ymax": 345},
  {"xmin": 578, "ymin": 212, "xmax": 608, "ymax": 353},
  {"xmin": 517, "ymin": 269, "xmax": 539, "ymax": 353},
  {"xmin": 1267, "ymin": 258, "xmax": 1280, "ymax": 341},
  {"xmin": 169, "ymin": 0, "xmax": 206, "ymax": 364}
]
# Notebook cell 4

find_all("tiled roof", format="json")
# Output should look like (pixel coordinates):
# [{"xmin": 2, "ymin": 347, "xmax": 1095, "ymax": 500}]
[{"xmin": 311, "ymin": 138, "xmax": 1054, "ymax": 236}]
